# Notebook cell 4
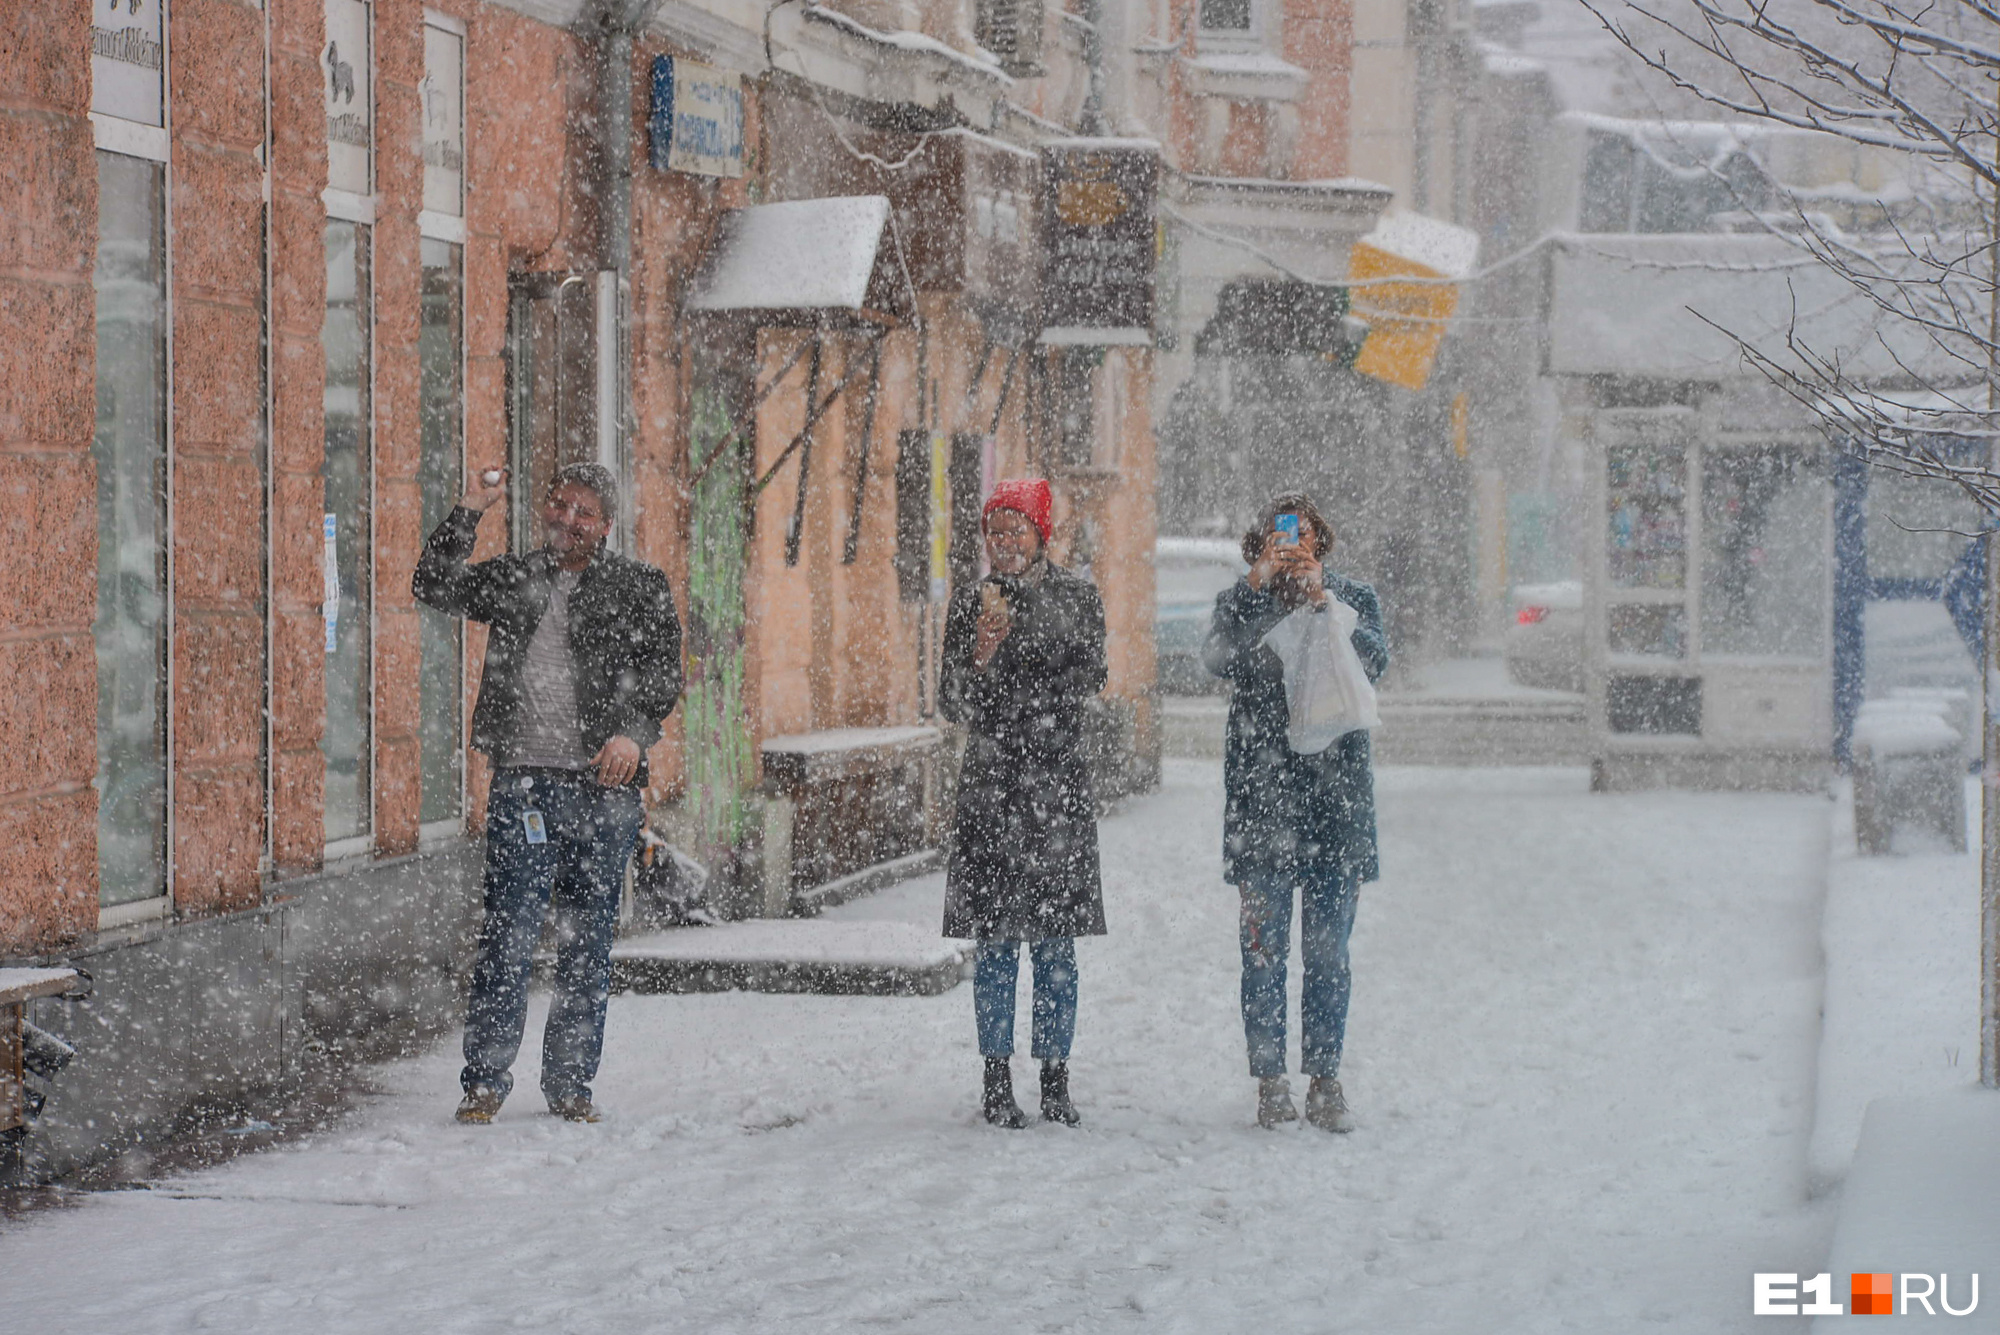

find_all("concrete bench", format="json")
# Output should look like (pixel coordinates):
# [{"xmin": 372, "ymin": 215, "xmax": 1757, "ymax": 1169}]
[
  {"xmin": 1851, "ymin": 701, "xmax": 1965, "ymax": 855},
  {"xmin": 756, "ymin": 725, "xmax": 945, "ymax": 917}
]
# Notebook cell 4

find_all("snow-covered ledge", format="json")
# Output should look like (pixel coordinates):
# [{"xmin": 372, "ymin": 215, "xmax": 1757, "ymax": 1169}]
[
  {"xmin": 777, "ymin": 2, "xmax": 1014, "ymax": 111},
  {"xmin": 1182, "ymin": 49, "xmax": 1309, "ymax": 102}
]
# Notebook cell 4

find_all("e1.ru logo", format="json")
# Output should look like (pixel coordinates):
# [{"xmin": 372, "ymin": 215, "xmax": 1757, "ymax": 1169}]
[{"xmin": 1754, "ymin": 1272, "xmax": 1979, "ymax": 1315}]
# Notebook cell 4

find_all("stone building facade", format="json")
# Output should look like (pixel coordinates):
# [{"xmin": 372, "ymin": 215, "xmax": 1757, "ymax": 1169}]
[{"xmin": 1, "ymin": 0, "xmax": 1385, "ymax": 1178}]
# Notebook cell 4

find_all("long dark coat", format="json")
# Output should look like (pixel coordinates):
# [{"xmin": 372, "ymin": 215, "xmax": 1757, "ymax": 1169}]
[
  {"xmin": 939, "ymin": 561, "xmax": 1109, "ymax": 940},
  {"xmin": 413, "ymin": 506, "xmax": 683, "ymax": 788},
  {"xmin": 1203, "ymin": 572, "xmax": 1389, "ymax": 885}
]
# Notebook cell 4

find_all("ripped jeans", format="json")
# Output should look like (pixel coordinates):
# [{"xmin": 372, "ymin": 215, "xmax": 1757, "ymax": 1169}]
[{"xmin": 1237, "ymin": 867, "xmax": 1360, "ymax": 1079}]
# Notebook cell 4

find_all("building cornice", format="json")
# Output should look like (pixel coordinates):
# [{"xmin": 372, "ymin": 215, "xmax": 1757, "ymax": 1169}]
[
  {"xmin": 1180, "ymin": 50, "xmax": 1310, "ymax": 102},
  {"xmin": 1172, "ymin": 172, "xmax": 1393, "ymax": 232}
]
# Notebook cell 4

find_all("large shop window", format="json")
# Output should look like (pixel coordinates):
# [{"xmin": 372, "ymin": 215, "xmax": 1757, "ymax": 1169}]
[
  {"xmin": 418, "ymin": 238, "xmax": 463, "ymax": 826},
  {"xmin": 92, "ymin": 150, "xmax": 170, "ymax": 909},
  {"xmin": 1700, "ymin": 445, "xmax": 1826, "ymax": 658},
  {"xmin": 323, "ymin": 221, "xmax": 372, "ymax": 845}
]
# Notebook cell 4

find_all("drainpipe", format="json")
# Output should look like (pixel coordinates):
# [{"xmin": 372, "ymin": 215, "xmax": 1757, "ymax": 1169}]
[
  {"xmin": 588, "ymin": 0, "xmax": 668, "ymax": 540},
  {"xmin": 1079, "ymin": 0, "xmax": 1108, "ymax": 136}
]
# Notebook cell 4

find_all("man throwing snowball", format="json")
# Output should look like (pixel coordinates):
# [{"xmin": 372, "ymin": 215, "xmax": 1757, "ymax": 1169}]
[{"xmin": 415, "ymin": 462, "xmax": 682, "ymax": 1124}]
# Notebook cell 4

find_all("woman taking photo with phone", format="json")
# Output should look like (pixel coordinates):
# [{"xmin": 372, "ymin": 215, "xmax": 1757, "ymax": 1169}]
[
  {"xmin": 1203, "ymin": 492, "xmax": 1388, "ymax": 1131},
  {"xmin": 939, "ymin": 479, "xmax": 1108, "ymax": 1128}
]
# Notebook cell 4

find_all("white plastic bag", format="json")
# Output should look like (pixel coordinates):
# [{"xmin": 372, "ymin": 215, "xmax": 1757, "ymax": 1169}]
[{"xmin": 1261, "ymin": 599, "xmax": 1379, "ymax": 754}]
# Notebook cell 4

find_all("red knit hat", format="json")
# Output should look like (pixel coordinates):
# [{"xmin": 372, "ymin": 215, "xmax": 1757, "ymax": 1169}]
[{"xmin": 982, "ymin": 478, "xmax": 1054, "ymax": 546}]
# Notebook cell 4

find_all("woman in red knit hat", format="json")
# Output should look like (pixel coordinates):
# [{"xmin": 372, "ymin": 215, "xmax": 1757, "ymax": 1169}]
[{"xmin": 939, "ymin": 478, "xmax": 1108, "ymax": 1127}]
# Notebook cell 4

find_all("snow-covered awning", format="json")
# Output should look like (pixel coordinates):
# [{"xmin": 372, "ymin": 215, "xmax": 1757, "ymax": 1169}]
[
  {"xmin": 1545, "ymin": 234, "xmax": 1975, "ymax": 382},
  {"xmin": 685, "ymin": 195, "xmax": 910, "ymax": 325}
]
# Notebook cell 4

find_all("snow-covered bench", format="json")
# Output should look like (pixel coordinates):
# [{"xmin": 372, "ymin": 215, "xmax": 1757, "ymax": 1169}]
[
  {"xmin": 1, "ymin": 966, "xmax": 82, "ymax": 1179},
  {"xmin": 757, "ymin": 726, "xmax": 946, "ymax": 916},
  {"xmin": 1850, "ymin": 699, "xmax": 1965, "ymax": 855}
]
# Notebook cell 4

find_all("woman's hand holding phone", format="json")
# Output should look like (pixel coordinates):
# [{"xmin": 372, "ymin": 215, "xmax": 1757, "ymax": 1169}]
[
  {"xmin": 1250, "ymin": 525, "xmax": 1325, "ymax": 608},
  {"xmin": 974, "ymin": 582, "xmax": 1013, "ymax": 670}
]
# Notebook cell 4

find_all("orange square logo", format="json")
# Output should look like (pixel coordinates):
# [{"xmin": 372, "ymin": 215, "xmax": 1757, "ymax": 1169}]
[{"xmin": 1851, "ymin": 1273, "xmax": 1894, "ymax": 1315}]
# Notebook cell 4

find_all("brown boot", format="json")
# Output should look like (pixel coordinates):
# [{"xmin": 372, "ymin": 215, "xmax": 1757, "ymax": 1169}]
[
  {"xmin": 1256, "ymin": 1076, "xmax": 1299, "ymax": 1129},
  {"xmin": 455, "ymin": 1086, "xmax": 504, "ymax": 1125},
  {"xmin": 1304, "ymin": 1076, "xmax": 1351, "ymax": 1133}
]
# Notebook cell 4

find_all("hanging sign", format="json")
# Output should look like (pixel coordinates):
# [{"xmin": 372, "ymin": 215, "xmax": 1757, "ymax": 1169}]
[
  {"xmin": 1347, "ymin": 213, "xmax": 1480, "ymax": 392},
  {"xmin": 1039, "ymin": 139, "xmax": 1159, "ymax": 346},
  {"xmin": 421, "ymin": 20, "xmax": 464, "ymax": 217},
  {"xmin": 929, "ymin": 432, "xmax": 950, "ymax": 602},
  {"xmin": 91, "ymin": 0, "xmax": 165, "ymax": 126},
  {"xmin": 324, "ymin": 0, "xmax": 372, "ymax": 196},
  {"xmin": 648, "ymin": 57, "xmax": 744, "ymax": 179}
]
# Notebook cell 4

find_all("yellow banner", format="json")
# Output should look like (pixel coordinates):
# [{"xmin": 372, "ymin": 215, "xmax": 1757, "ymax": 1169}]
[
  {"xmin": 1348, "ymin": 239, "xmax": 1458, "ymax": 392},
  {"xmin": 929, "ymin": 432, "xmax": 950, "ymax": 599}
]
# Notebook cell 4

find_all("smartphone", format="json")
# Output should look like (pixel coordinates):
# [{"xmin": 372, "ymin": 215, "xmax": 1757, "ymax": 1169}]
[{"xmin": 1273, "ymin": 513, "xmax": 1301, "ymax": 547}]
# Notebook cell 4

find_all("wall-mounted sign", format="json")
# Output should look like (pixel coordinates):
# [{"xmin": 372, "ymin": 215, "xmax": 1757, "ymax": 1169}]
[
  {"xmin": 1039, "ymin": 139, "xmax": 1158, "ymax": 346},
  {"xmin": 323, "ymin": 513, "xmax": 341, "ymax": 653},
  {"xmin": 91, "ymin": 0, "xmax": 165, "ymax": 127},
  {"xmin": 324, "ymin": 0, "xmax": 372, "ymax": 197},
  {"xmin": 648, "ymin": 57, "xmax": 744, "ymax": 179},
  {"xmin": 421, "ymin": 21, "xmax": 463, "ymax": 216}
]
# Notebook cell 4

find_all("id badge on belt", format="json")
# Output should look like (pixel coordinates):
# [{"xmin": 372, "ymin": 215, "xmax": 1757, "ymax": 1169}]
[{"xmin": 522, "ymin": 809, "xmax": 548, "ymax": 845}]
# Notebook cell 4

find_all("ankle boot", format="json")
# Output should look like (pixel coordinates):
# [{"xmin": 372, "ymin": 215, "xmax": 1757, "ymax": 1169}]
[
  {"xmin": 1040, "ymin": 1060, "xmax": 1080, "ymax": 1126},
  {"xmin": 982, "ymin": 1057, "xmax": 1029, "ymax": 1129},
  {"xmin": 1304, "ymin": 1076, "xmax": 1351, "ymax": 1133},
  {"xmin": 1256, "ymin": 1076, "xmax": 1299, "ymax": 1129}
]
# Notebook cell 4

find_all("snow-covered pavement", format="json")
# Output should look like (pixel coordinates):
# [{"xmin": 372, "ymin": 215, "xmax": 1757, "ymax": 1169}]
[{"xmin": 0, "ymin": 762, "xmax": 1835, "ymax": 1333}]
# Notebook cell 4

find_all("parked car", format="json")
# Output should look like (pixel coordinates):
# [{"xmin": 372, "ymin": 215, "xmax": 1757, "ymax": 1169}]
[
  {"xmin": 1155, "ymin": 537, "xmax": 1247, "ymax": 695},
  {"xmin": 1504, "ymin": 579, "xmax": 1584, "ymax": 692}
]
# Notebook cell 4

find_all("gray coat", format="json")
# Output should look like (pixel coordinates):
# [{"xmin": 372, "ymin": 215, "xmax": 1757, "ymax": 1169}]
[
  {"xmin": 1203, "ymin": 573, "xmax": 1388, "ymax": 885},
  {"xmin": 939, "ymin": 562, "xmax": 1108, "ymax": 940}
]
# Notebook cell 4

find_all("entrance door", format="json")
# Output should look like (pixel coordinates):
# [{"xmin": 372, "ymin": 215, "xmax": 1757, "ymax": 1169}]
[{"xmin": 505, "ymin": 271, "xmax": 620, "ymax": 551}]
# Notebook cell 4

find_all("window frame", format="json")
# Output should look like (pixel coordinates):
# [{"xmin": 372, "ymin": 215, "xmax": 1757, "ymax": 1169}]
[
  {"xmin": 416, "ymin": 236, "xmax": 466, "ymax": 838},
  {"xmin": 91, "ymin": 11, "xmax": 175, "ymax": 932},
  {"xmin": 321, "ymin": 0, "xmax": 376, "ymax": 860},
  {"xmin": 416, "ymin": 9, "xmax": 468, "ymax": 839},
  {"xmin": 1195, "ymin": 0, "xmax": 1264, "ymax": 50}
]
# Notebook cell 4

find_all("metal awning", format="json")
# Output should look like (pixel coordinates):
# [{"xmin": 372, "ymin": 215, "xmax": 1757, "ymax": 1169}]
[{"xmin": 685, "ymin": 195, "xmax": 911, "ymax": 325}]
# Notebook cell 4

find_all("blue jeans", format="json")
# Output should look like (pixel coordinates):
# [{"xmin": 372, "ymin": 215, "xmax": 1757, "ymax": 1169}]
[
  {"xmin": 463, "ymin": 768, "xmax": 644, "ymax": 1104},
  {"xmin": 973, "ymin": 938, "xmax": 1077, "ymax": 1061},
  {"xmin": 1238, "ymin": 867, "xmax": 1360, "ymax": 1079}
]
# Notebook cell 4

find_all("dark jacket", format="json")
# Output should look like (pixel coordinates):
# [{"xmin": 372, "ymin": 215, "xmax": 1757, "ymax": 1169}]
[
  {"xmin": 1203, "ymin": 572, "xmax": 1388, "ymax": 885},
  {"xmin": 939, "ymin": 561, "xmax": 1108, "ymax": 940},
  {"xmin": 413, "ymin": 506, "xmax": 683, "ymax": 788}
]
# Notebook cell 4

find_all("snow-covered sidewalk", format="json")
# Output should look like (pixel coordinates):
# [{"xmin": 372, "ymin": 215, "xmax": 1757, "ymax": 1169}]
[
  {"xmin": 0, "ymin": 763, "xmax": 1835, "ymax": 1333},
  {"xmin": 1807, "ymin": 778, "xmax": 2000, "ymax": 1330}
]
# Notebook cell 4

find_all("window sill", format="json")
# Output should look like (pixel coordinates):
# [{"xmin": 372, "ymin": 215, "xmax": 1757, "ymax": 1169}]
[
  {"xmin": 97, "ymin": 895, "xmax": 169, "ymax": 932},
  {"xmin": 1183, "ymin": 48, "xmax": 1309, "ymax": 102}
]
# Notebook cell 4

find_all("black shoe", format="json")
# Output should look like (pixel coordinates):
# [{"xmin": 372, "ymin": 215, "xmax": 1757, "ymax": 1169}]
[
  {"xmin": 1040, "ymin": 1061, "xmax": 1081, "ymax": 1126},
  {"xmin": 982, "ymin": 1057, "xmax": 1030, "ymax": 1129}
]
